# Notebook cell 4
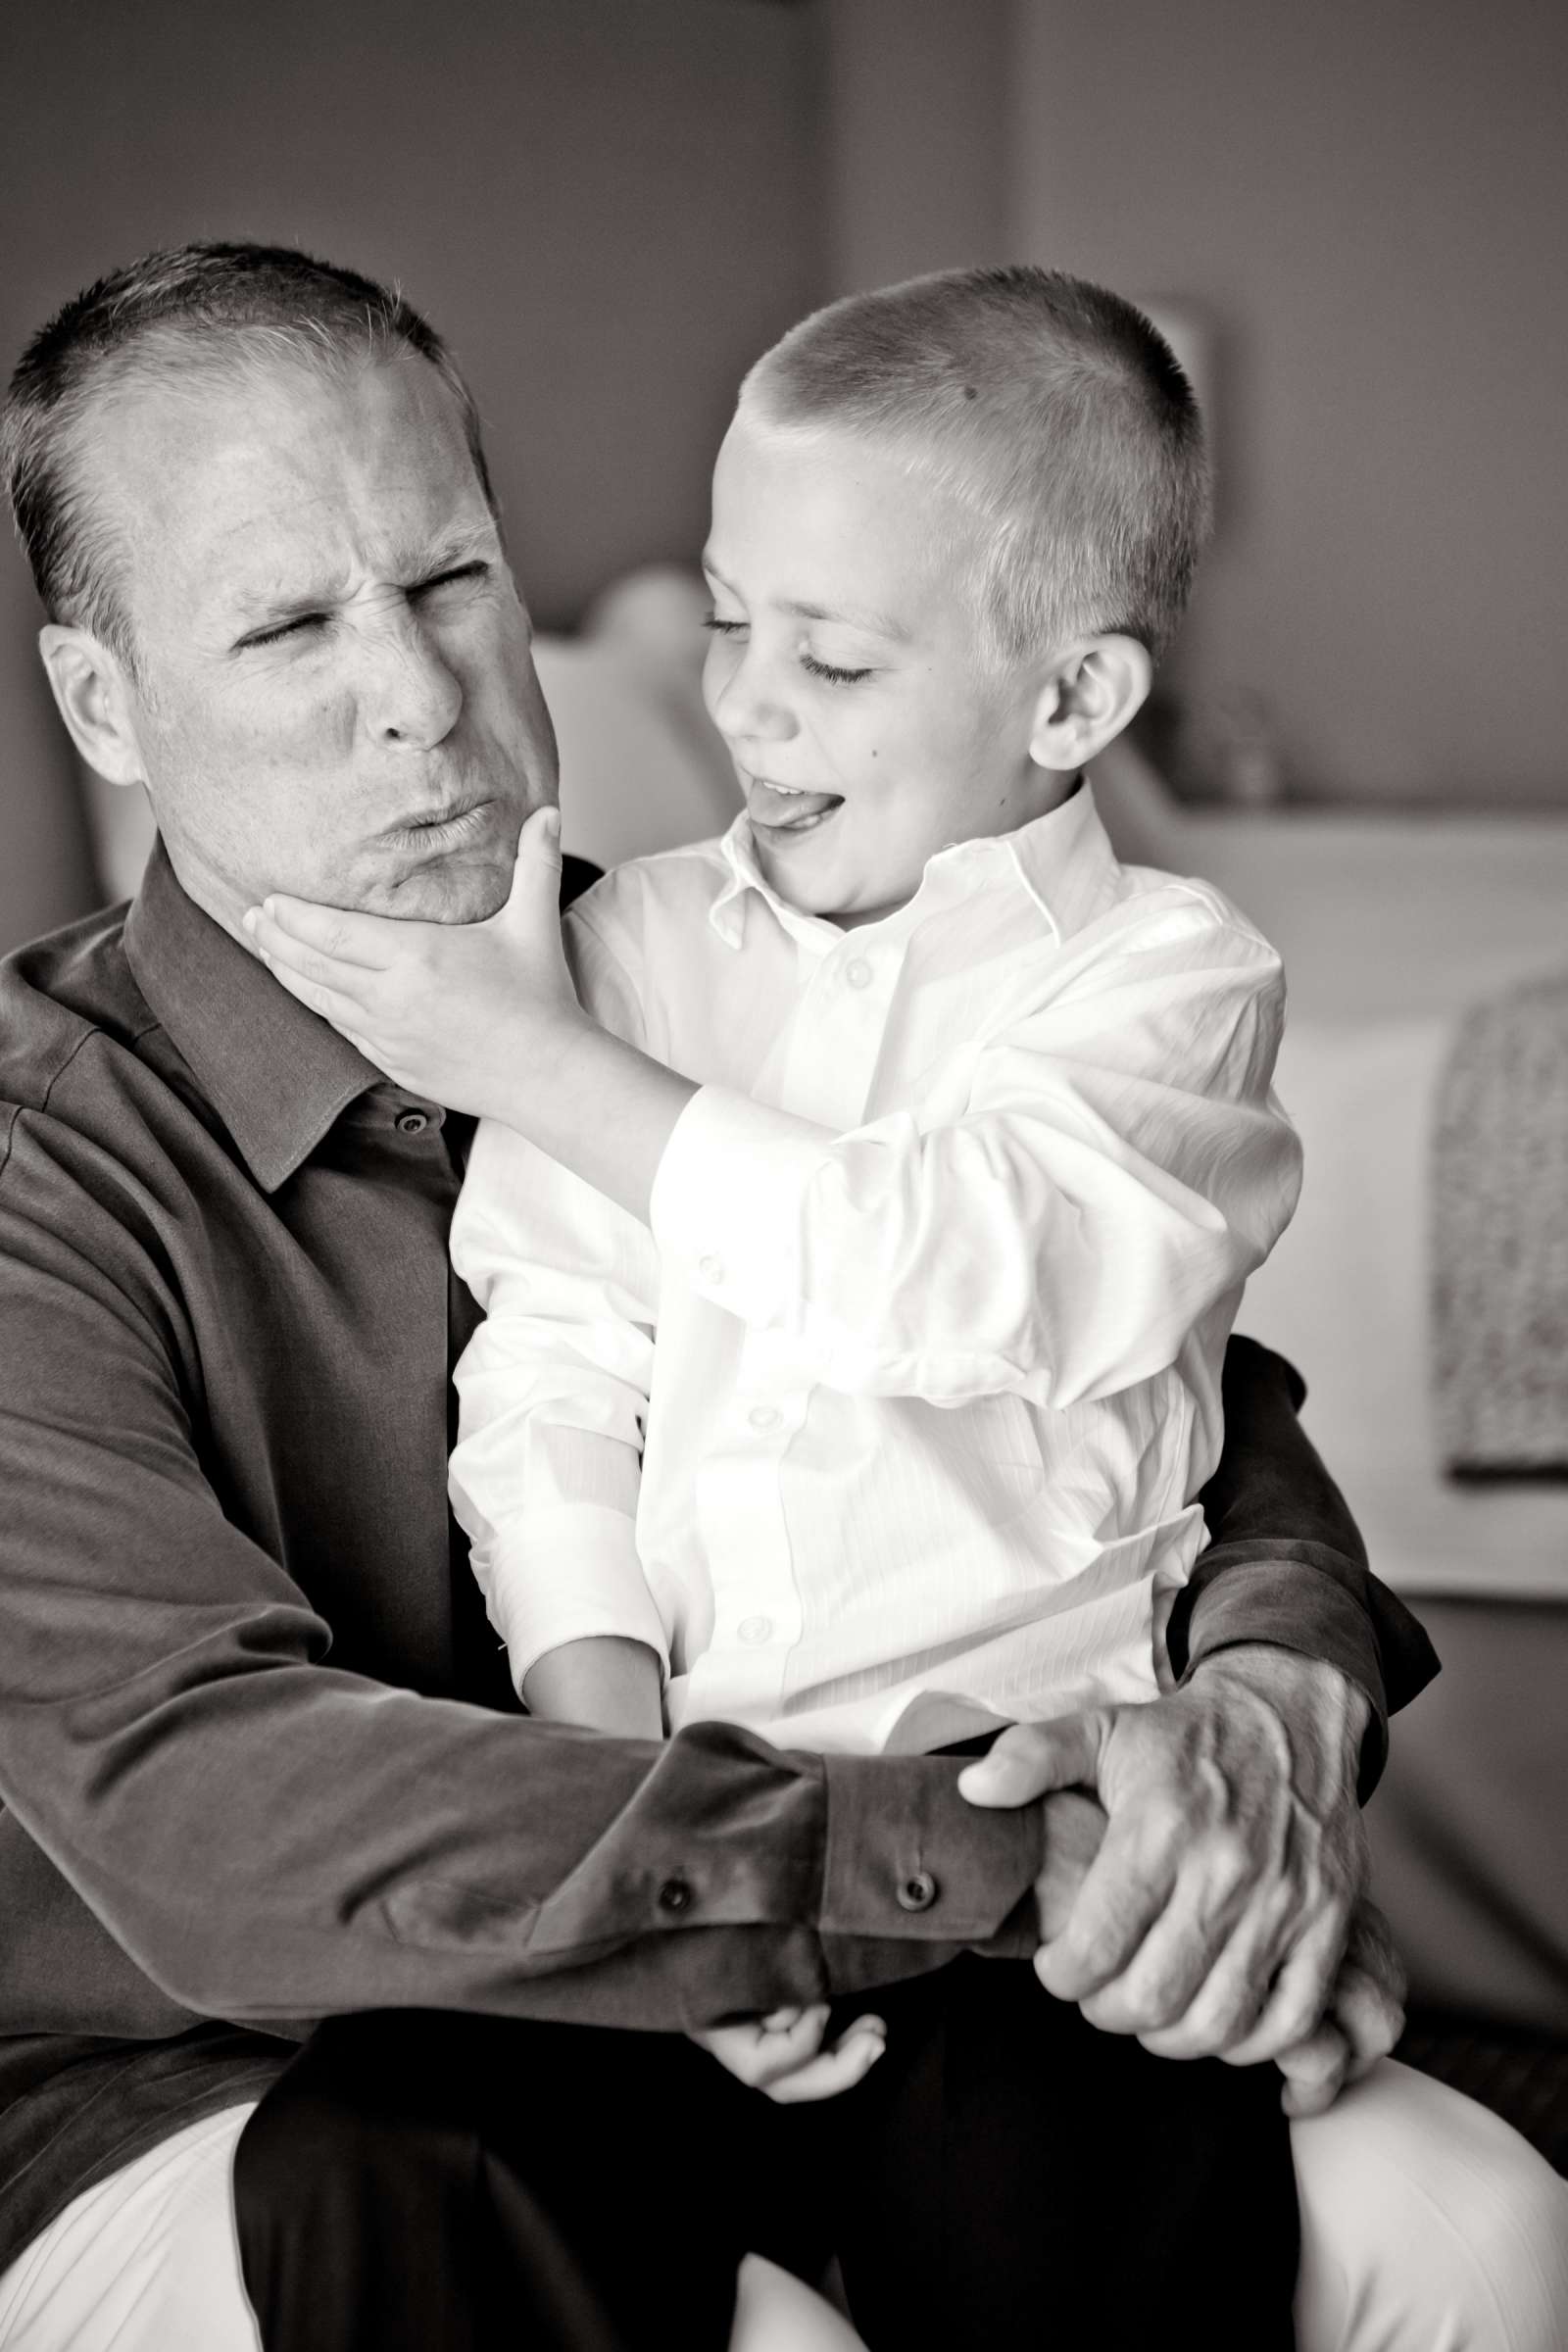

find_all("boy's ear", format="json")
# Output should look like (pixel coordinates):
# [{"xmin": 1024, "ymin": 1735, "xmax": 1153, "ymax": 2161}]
[
  {"xmin": 37, "ymin": 623, "xmax": 150, "ymax": 789},
  {"xmin": 1028, "ymin": 634, "xmax": 1152, "ymax": 773}
]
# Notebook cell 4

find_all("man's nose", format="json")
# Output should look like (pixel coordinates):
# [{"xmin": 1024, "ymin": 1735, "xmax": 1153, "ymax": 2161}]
[{"xmin": 359, "ymin": 610, "xmax": 463, "ymax": 751}]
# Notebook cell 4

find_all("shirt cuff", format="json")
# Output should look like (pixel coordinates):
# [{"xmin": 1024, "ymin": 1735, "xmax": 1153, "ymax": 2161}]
[
  {"xmin": 1172, "ymin": 1541, "xmax": 1425, "ymax": 1798},
  {"xmin": 471, "ymin": 1504, "xmax": 670, "ymax": 1691},
  {"xmin": 650, "ymin": 1085, "xmax": 826, "ymax": 1328},
  {"xmin": 814, "ymin": 1751, "xmax": 1045, "ymax": 1989}
]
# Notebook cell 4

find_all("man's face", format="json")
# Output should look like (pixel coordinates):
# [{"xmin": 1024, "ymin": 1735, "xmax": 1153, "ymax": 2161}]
[
  {"xmin": 97, "ymin": 349, "xmax": 557, "ymax": 927},
  {"xmin": 701, "ymin": 415, "xmax": 1054, "ymax": 928}
]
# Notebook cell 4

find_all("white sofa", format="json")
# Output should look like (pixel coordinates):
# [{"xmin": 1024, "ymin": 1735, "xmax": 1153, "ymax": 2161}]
[{"xmin": 1088, "ymin": 734, "xmax": 1568, "ymax": 1606}]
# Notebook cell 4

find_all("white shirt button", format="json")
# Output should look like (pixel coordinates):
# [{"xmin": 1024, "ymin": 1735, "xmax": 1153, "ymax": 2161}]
[
  {"xmin": 747, "ymin": 1404, "xmax": 780, "ymax": 1431},
  {"xmin": 738, "ymin": 1615, "xmax": 773, "ymax": 1645},
  {"xmin": 698, "ymin": 1254, "xmax": 724, "ymax": 1285},
  {"xmin": 844, "ymin": 958, "xmax": 872, "ymax": 990}
]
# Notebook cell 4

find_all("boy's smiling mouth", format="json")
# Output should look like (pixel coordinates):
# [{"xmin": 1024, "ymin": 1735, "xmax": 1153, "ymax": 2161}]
[{"xmin": 745, "ymin": 773, "xmax": 845, "ymax": 835}]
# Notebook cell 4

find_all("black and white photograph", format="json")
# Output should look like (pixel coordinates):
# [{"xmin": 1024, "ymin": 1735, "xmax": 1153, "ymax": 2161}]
[{"xmin": 0, "ymin": 3, "xmax": 1564, "ymax": 2345}]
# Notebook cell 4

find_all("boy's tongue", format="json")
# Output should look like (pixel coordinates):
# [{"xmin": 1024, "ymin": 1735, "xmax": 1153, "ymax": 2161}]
[{"xmin": 747, "ymin": 776, "xmax": 844, "ymax": 830}]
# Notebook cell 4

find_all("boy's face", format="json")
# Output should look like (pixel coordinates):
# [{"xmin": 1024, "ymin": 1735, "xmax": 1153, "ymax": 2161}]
[{"xmin": 702, "ymin": 416, "xmax": 1060, "ymax": 928}]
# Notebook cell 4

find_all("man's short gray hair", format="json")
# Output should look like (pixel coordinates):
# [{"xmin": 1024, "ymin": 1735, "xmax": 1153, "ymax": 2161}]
[
  {"xmin": 740, "ymin": 265, "xmax": 1211, "ymax": 668},
  {"xmin": 1, "ymin": 241, "xmax": 496, "ymax": 675}
]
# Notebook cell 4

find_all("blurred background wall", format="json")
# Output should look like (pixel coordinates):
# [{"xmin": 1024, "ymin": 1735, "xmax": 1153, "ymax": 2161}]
[
  {"xmin": 2, "ymin": 0, "xmax": 1565, "ymax": 949},
  {"xmin": 1003, "ymin": 0, "xmax": 1568, "ymax": 812},
  {"xmin": 0, "ymin": 0, "xmax": 822, "ymax": 948}
]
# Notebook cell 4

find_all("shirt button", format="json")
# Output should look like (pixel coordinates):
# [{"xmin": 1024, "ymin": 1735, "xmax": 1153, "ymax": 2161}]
[
  {"xmin": 737, "ymin": 1615, "xmax": 773, "ymax": 1645},
  {"xmin": 747, "ymin": 1404, "xmax": 780, "ymax": 1431},
  {"xmin": 844, "ymin": 957, "xmax": 872, "ymax": 990},
  {"xmin": 896, "ymin": 1870, "xmax": 938, "ymax": 1913},
  {"xmin": 395, "ymin": 1108, "xmax": 429, "ymax": 1136},
  {"xmin": 657, "ymin": 1876, "xmax": 694, "ymax": 1914},
  {"xmin": 698, "ymin": 1254, "xmax": 724, "ymax": 1285}
]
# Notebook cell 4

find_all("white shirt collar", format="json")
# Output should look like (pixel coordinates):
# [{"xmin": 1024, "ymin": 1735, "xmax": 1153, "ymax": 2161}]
[{"xmin": 707, "ymin": 777, "xmax": 1123, "ymax": 953}]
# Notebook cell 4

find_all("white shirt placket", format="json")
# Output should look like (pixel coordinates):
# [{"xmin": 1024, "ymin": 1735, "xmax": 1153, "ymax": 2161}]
[{"xmin": 687, "ymin": 936, "xmax": 906, "ymax": 1723}]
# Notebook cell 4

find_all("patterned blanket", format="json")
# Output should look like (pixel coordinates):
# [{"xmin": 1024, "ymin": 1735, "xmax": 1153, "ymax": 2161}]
[{"xmin": 1432, "ymin": 968, "xmax": 1568, "ymax": 1476}]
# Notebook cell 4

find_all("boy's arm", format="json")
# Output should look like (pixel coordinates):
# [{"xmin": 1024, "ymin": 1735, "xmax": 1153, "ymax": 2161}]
[
  {"xmin": 521, "ymin": 1636, "xmax": 663, "ymax": 1740},
  {"xmin": 578, "ymin": 907, "xmax": 1298, "ymax": 1409},
  {"xmin": 450, "ymin": 1123, "xmax": 670, "ymax": 1708},
  {"xmin": 253, "ymin": 822, "xmax": 1296, "ymax": 1408},
  {"xmin": 448, "ymin": 903, "xmax": 670, "ymax": 1725}
]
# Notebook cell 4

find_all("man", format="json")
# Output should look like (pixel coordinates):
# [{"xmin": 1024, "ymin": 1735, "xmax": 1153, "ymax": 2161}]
[{"xmin": 0, "ymin": 242, "xmax": 1559, "ymax": 2351}]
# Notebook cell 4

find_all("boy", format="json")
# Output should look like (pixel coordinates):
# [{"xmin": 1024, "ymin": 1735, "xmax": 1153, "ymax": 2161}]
[
  {"xmin": 452, "ymin": 268, "xmax": 1297, "ymax": 1760},
  {"xmin": 249, "ymin": 267, "xmax": 1304, "ymax": 2345}
]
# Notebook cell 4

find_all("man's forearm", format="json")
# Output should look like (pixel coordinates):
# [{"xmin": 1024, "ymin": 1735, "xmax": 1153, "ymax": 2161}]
[
  {"xmin": 2, "ymin": 1619, "xmax": 1046, "ymax": 2039},
  {"xmin": 1179, "ymin": 1335, "xmax": 1441, "ymax": 1792}
]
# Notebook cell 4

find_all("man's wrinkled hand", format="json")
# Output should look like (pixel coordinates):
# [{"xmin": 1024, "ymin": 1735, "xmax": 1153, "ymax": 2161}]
[
  {"xmin": 1268, "ymin": 1897, "xmax": 1405, "ymax": 2116},
  {"xmin": 690, "ymin": 2004, "xmax": 887, "ymax": 2104},
  {"xmin": 959, "ymin": 1646, "xmax": 1372, "ymax": 2066}
]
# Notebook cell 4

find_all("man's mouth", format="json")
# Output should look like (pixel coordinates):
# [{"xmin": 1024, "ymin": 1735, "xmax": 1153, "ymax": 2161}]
[
  {"xmin": 745, "ymin": 774, "xmax": 845, "ymax": 836},
  {"xmin": 382, "ymin": 796, "xmax": 496, "ymax": 856}
]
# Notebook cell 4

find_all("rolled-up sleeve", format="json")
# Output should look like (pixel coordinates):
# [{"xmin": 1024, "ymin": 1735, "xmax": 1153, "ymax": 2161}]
[{"xmin": 650, "ymin": 916, "xmax": 1300, "ymax": 1407}]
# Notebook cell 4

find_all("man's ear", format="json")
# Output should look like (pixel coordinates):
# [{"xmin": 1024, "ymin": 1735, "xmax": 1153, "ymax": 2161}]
[
  {"xmin": 1028, "ymin": 634, "xmax": 1153, "ymax": 773},
  {"xmin": 37, "ymin": 624, "xmax": 149, "ymax": 788}
]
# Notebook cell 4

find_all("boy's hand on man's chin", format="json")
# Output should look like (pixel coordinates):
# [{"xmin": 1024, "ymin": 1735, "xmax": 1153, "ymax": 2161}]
[{"xmin": 243, "ymin": 807, "xmax": 581, "ymax": 1118}]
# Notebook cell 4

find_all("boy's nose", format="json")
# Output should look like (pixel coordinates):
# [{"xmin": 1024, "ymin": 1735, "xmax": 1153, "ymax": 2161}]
[{"xmin": 709, "ymin": 664, "xmax": 798, "ymax": 748}]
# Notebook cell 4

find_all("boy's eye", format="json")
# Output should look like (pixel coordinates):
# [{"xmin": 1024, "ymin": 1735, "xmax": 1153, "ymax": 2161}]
[
  {"xmin": 702, "ymin": 613, "xmax": 746, "ymax": 636},
  {"xmin": 802, "ymin": 653, "xmax": 873, "ymax": 687}
]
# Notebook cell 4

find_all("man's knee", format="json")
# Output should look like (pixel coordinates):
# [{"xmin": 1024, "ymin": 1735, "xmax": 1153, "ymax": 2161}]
[
  {"xmin": 1293, "ymin": 2058, "xmax": 1568, "ymax": 2352},
  {"xmin": 0, "ymin": 2107, "xmax": 259, "ymax": 2352}
]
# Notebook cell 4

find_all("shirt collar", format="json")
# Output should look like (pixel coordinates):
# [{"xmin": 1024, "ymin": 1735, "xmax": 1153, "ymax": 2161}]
[
  {"xmin": 707, "ymin": 776, "xmax": 1123, "ymax": 952},
  {"xmin": 123, "ymin": 837, "xmax": 381, "ymax": 1194},
  {"xmin": 710, "ymin": 820, "xmax": 840, "ymax": 951}
]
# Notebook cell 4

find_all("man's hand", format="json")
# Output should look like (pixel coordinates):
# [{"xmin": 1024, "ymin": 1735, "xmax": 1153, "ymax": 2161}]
[
  {"xmin": 961, "ymin": 1646, "xmax": 1373, "ymax": 2067},
  {"xmin": 690, "ymin": 2005, "xmax": 887, "ymax": 2104},
  {"xmin": 1270, "ymin": 1898, "xmax": 1405, "ymax": 2116}
]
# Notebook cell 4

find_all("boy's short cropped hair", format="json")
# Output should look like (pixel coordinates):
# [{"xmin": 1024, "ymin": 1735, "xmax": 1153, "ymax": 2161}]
[{"xmin": 740, "ymin": 264, "xmax": 1210, "ymax": 667}]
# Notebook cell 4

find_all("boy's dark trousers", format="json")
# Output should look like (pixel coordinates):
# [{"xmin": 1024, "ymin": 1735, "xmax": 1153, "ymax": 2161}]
[{"xmin": 233, "ymin": 1957, "xmax": 1298, "ymax": 2352}]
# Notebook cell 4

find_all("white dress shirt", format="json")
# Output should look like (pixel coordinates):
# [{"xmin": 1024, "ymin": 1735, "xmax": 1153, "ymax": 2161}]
[{"xmin": 449, "ymin": 784, "xmax": 1301, "ymax": 1754}]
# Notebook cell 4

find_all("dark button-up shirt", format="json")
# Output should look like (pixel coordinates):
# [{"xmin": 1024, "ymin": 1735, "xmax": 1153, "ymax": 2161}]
[{"xmin": 0, "ymin": 841, "xmax": 1438, "ymax": 2267}]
